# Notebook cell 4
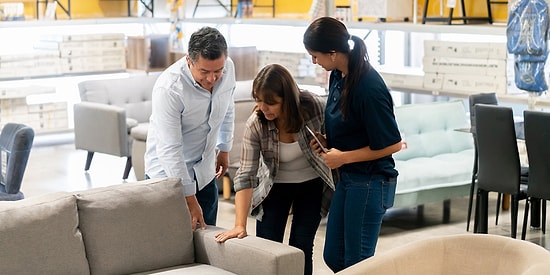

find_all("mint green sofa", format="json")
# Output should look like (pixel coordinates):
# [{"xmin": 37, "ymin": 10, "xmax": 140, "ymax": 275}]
[{"xmin": 393, "ymin": 100, "xmax": 475, "ymax": 221}]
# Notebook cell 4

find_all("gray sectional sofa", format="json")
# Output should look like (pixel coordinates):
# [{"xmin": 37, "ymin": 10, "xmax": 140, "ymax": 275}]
[{"xmin": 0, "ymin": 177, "xmax": 304, "ymax": 275}]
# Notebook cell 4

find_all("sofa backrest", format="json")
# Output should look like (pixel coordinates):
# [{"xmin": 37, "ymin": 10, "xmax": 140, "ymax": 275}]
[
  {"xmin": 76, "ymin": 177, "xmax": 194, "ymax": 275},
  {"xmin": 0, "ymin": 177, "xmax": 193, "ymax": 275},
  {"xmin": 78, "ymin": 73, "xmax": 159, "ymax": 123},
  {"xmin": 394, "ymin": 100, "xmax": 473, "ymax": 161},
  {"xmin": 0, "ymin": 192, "xmax": 91, "ymax": 274}
]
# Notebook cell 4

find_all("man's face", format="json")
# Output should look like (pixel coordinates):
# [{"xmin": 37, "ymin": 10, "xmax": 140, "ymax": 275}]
[{"xmin": 187, "ymin": 54, "xmax": 226, "ymax": 92}]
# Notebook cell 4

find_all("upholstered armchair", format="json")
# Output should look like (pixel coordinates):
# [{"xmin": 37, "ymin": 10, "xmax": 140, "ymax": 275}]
[
  {"xmin": 0, "ymin": 123, "xmax": 34, "ymax": 201},
  {"xmin": 74, "ymin": 74, "xmax": 159, "ymax": 180}
]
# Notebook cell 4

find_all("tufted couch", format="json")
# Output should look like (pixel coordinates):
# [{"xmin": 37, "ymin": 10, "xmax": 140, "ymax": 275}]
[
  {"xmin": 393, "ymin": 100, "xmax": 475, "ymax": 221},
  {"xmin": 0, "ymin": 177, "xmax": 304, "ymax": 274},
  {"xmin": 335, "ymin": 234, "xmax": 550, "ymax": 275}
]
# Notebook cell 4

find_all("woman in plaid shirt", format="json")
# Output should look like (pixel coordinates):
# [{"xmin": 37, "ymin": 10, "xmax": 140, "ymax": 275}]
[{"xmin": 215, "ymin": 64, "xmax": 335, "ymax": 275}]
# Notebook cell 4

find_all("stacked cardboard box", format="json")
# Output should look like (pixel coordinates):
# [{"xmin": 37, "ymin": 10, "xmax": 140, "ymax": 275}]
[
  {"xmin": 422, "ymin": 40, "xmax": 509, "ymax": 95},
  {"xmin": 0, "ymin": 86, "xmax": 68, "ymax": 133},
  {"xmin": 378, "ymin": 66, "xmax": 424, "ymax": 90},
  {"xmin": 126, "ymin": 35, "xmax": 170, "ymax": 72},
  {"xmin": 34, "ymin": 33, "xmax": 126, "ymax": 74},
  {"xmin": 257, "ymin": 50, "xmax": 326, "ymax": 87},
  {"xmin": 0, "ymin": 51, "xmax": 61, "ymax": 79}
]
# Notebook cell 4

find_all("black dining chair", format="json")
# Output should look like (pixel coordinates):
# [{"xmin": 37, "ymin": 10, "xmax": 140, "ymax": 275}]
[
  {"xmin": 466, "ymin": 93, "xmax": 499, "ymax": 231},
  {"xmin": 473, "ymin": 104, "xmax": 529, "ymax": 238},
  {"xmin": 521, "ymin": 110, "xmax": 550, "ymax": 240}
]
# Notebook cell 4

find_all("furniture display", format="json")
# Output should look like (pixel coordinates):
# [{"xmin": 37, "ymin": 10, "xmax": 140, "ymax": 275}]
[
  {"xmin": 521, "ymin": 110, "xmax": 550, "ymax": 239},
  {"xmin": 334, "ymin": 234, "xmax": 550, "ymax": 275},
  {"xmin": 73, "ymin": 73, "xmax": 159, "ymax": 180},
  {"xmin": 466, "ymin": 92, "xmax": 498, "ymax": 231},
  {"xmin": 0, "ymin": 177, "xmax": 304, "ymax": 274},
  {"xmin": 391, "ymin": 100, "xmax": 475, "ymax": 221},
  {"xmin": 355, "ymin": 0, "xmax": 412, "ymax": 22},
  {"xmin": 421, "ymin": 0, "xmax": 493, "ymax": 24},
  {"xmin": 126, "ymin": 35, "xmax": 171, "ymax": 73},
  {"xmin": 0, "ymin": 123, "xmax": 34, "ymax": 201},
  {"xmin": 473, "ymin": 104, "xmax": 529, "ymax": 237}
]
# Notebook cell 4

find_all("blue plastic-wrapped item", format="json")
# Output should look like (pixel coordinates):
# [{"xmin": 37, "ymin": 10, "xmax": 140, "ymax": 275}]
[
  {"xmin": 507, "ymin": 0, "xmax": 549, "ymax": 93},
  {"xmin": 514, "ymin": 54, "xmax": 548, "ymax": 93},
  {"xmin": 507, "ymin": 0, "xmax": 549, "ymax": 56}
]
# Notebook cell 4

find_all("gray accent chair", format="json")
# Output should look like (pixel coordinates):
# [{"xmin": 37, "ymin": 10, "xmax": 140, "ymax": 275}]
[
  {"xmin": 0, "ymin": 123, "xmax": 34, "ymax": 201},
  {"xmin": 74, "ymin": 74, "xmax": 159, "ymax": 180}
]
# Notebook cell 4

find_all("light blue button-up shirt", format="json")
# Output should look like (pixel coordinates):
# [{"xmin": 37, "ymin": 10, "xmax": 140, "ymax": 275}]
[{"xmin": 145, "ymin": 57, "xmax": 236, "ymax": 196}]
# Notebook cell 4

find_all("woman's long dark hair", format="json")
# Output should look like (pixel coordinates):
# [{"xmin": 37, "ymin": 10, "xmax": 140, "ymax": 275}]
[
  {"xmin": 303, "ymin": 16, "xmax": 370, "ymax": 117},
  {"xmin": 252, "ymin": 64, "xmax": 316, "ymax": 133}
]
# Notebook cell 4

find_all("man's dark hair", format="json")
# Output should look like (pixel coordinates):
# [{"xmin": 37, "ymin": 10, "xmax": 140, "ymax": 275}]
[{"xmin": 188, "ymin": 27, "xmax": 228, "ymax": 63}]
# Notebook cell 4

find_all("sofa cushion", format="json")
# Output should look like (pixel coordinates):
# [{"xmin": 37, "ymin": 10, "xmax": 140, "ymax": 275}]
[
  {"xmin": 0, "ymin": 192, "xmax": 90, "ymax": 274},
  {"xmin": 395, "ymin": 149, "xmax": 474, "ymax": 194},
  {"xmin": 133, "ymin": 263, "xmax": 237, "ymax": 274},
  {"xmin": 76, "ymin": 177, "xmax": 193, "ymax": 275},
  {"xmin": 394, "ymin": 100, "xmax": 473, "ymax": 161}
]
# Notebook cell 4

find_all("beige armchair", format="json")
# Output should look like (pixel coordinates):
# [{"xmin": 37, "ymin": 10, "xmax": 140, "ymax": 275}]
[
  {"xmin": 336, "ymin": 234, "xmax": 550, "ymax": 275},
  {"xmin": 74, "ymin": 74, "xmax": 159, "ymax": 179}
]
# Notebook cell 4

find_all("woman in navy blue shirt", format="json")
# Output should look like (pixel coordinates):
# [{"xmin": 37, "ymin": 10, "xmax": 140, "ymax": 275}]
[{"xmin": 303, "ymin": 16, "xmax": 403, "ymax": 273}]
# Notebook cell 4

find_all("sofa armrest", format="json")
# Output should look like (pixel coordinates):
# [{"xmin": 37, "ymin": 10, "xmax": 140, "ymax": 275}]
[
  {"xmin": 193, "ymin": 226, "xmax": 304, "ymax": 275},
  {"xmin": 73, "ymin": 101, "xmax": 130, "ymax": 156}
]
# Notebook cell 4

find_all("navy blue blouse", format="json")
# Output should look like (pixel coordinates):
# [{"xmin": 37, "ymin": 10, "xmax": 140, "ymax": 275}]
[{"xmin": 325, "ymin": 67, "xmax": 401, "ymax": 178}]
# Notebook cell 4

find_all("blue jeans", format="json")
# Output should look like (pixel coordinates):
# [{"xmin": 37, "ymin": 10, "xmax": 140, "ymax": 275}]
[
  {"xmin": 256, "ymin": 178, "xmax": 324, "ymax": 275},
  {"xmin": 323, "ymin": 172, "xmax": 397, "ymax": 273},
  {"xmin": 196, "ymin": 178, "xmax": 219, "ymax": 226},
  {"xmin": 146, "ymin": 175, "xmax": 218, "ymax": 226}
]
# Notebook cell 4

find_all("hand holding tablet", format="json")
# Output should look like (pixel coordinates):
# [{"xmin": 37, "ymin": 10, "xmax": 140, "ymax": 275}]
[{"xmin": 305, "ymin": 125, "xmax": 328, "ymax": 153}]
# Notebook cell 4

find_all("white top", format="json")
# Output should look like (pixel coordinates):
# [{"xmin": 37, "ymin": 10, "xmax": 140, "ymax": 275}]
[{"xmin": 274, "ymin": 141, "xmax": 318, "ymax": 183}]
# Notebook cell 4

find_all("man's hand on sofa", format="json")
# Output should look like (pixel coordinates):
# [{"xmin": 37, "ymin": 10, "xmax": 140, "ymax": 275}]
[
  {"xmin": 214, "ymin": 225, "xmax": 248, "ymax": 243},
  {"xmin": 186, "ymin": 195, "xmax": 206, "ymax": 230}
]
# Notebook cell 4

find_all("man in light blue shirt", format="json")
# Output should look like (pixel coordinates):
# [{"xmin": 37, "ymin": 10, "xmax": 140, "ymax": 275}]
[{"xmin": 145, "ymin": 27, "xmax": 236, "ymax": 230}]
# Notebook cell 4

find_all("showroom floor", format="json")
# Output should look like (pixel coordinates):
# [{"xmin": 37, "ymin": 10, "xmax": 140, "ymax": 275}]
[{"xmin": 21, "ymin": 133, "xmax": 550, "ymax": 275}]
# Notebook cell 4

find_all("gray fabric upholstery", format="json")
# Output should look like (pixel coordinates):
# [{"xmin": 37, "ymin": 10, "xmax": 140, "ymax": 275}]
[
  {"xmin": 0, "ymin": 123, "xmax": 34, "ymax": 201},
  {"xmin": 194, "ymin": 226, "xmax": 305, "ymax": 275},
  {"xmin": 76, "ymin": 177, "xmax": 194, "ymax": 275},
  {"xmin": 0, "ymin": 192, "xmax": 90, "ymax": 274},
  {"xmin": 74, "ymin": 73, "xmax": 158, "ymax": 159},
  {"xmin": 0, "ymin": 177, "xmax": 304, "ymax": 274}
]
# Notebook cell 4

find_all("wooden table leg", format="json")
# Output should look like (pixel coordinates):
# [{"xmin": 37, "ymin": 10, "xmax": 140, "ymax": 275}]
[
  {"xmin": 502, "ymin": 193, "xmax": 510, "ymax": 211},
  {"xmin": 223, "ymin": 176, "xmax": 231, "ymax": 200}
]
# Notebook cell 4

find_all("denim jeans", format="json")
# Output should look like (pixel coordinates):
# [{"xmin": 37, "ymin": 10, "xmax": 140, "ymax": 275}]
[
  {"xmin": 256, "ymin": 178, "xmax": 324, "ymax": 275},
  {"xmin": 323, "ymin": 172, "xmax": 397, "ymax": 273},
  {"xmin": 145, "ymin": 175, "xmax": 219, "ymax": 225},
  {"xmin": 196, "ymin": 178, "xmax": 219, "ymax": 226}
]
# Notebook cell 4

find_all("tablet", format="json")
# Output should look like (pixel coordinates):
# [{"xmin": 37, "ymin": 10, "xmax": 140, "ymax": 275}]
[{"xmin": 305, "ymin": 125, "xmax": 328, "ymax": 153}]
